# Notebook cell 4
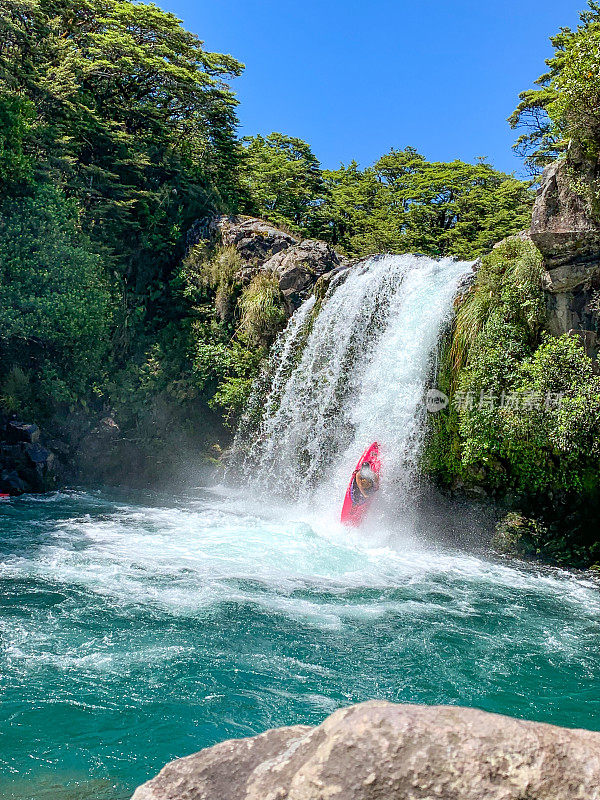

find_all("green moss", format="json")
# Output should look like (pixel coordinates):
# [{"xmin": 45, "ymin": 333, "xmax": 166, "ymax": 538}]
[{"xmin": 491, "ymin": 512, "xmax": 546, "ymax": 557}]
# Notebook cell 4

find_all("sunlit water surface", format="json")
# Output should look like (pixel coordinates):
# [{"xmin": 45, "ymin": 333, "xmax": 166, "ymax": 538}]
[{"xmin": 1, "ymin": 489, "xmax": 600, "ymax": 799}]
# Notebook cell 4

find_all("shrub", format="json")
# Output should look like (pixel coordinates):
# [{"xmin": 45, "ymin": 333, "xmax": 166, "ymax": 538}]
[
  {"xmin": 0, "ymin": 184, "xmax": 113, "ymax": 415},
  {"xmin": 432, "ymin": 238, "xmax": 600, "ymax": 498},
  {"xmin": 238, "ymin": 272, "xmax": 287, "ymax": 346}
]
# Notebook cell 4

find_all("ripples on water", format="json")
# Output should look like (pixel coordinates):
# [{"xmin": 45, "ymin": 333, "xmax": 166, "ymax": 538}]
[{"xmin": 1, "ymin": 489, "xmax": 600, "ymax": 799}]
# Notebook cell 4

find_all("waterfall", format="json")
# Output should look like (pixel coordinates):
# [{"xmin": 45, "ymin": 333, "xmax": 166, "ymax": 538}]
[{"xmin": 233, "ymin": 254, "xmax": 473, "ymax": 514}]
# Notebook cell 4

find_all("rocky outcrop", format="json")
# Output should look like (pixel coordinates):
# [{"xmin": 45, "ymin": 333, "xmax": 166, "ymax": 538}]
[
  {"xmin": 0, "ymin": 417, "xmax": 56, "ymax": 494},
  {"xmin": 263, "ymin": 239, "xmax": 344, "ymax": 309},
  {"xmin": 531, "ymin": 159, "xmax": 600, "ymax": 347},
  {"xmin": 187, "ymin": 215, "xmax": 298, "ymax": 265},
  {"xmin": 73, "ymin": 415, "xmax": 129, "ymax": 484},
  {"xmin": 531, "ymin": 159, "xmax": 600, "ymax": 272},
  {"xmin": 132, "ymin": 701, "xmax": 600, "ymax": 800},
  {"xmin": 189, "ymin": 214, "xmax": 349, "ymax": 313}
]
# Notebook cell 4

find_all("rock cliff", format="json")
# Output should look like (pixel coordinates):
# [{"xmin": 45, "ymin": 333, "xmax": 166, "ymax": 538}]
[
  {"xmin": 132, "ymin": 701, "xmax": 600, "ymax": 800},
  {"xmin": 188, "ymin": 214, "xmax": 349, "ymax": 313},
  {"xmin": 531, "ymin": 158, "xmax": 600, "ymax": 351}
]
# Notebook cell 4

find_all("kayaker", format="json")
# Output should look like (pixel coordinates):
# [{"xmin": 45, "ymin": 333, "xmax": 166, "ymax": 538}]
[{"xmin": 350, "ymin": 463, "xmax": 380, "ymax": 506}]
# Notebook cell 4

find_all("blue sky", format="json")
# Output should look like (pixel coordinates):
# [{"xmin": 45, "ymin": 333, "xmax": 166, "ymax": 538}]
[{"xmin": 161, "ymin": 0, "xmax": 584, "ymax": 176}]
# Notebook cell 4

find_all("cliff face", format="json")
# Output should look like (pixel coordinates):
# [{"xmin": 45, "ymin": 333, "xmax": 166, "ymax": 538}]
[
  {"xmin": 132, "ymin": 701, "xmax": 600, "ymax": 800},
  {"xmin": 531, "ymin": 158, "xmax": 600, "ymax": 352}
]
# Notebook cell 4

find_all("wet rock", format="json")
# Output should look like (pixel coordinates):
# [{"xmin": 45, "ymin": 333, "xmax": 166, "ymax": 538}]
[
  {"xmin": 492, "ymin": 511, "xmax": 546, "ymax": 557},
  {"xmin": 132, "ymin": 701, "xmax": 600, "ymax": 800},
  {"xmin": 23, "ymin": 442, "xmax": 54, "ymax": 470},
  {"xmin": 0, "ymin": 469, "xmax": 29, "ymax": 495},
  {"xmin": 74, "ymin": 416, "xmax": 122, "ymax": 482},
  {"xmin": 5, "ymin": 421, "xmax": 40, "ymax": 444},
  {"xmin": 0, "ymin": 419, "xmax": 56, "ymax": 494}
]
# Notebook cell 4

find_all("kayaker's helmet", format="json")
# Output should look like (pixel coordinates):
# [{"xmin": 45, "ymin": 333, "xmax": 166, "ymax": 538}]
[{"xmin": 358, "ymin": 463, "xmax": 376, "ymax": 487}]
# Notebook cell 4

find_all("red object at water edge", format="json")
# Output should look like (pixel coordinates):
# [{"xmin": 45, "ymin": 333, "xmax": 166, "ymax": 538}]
[
  {"xmin": 0, "ymin": 493, "xmax": 10, "ymax": 499},
  {"xmin": 340, "ymin": 442, "xmax": 381, "ymax": 526}
]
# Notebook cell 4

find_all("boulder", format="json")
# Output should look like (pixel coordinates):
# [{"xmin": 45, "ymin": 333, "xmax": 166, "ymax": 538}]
[
  {"xmin": 531, "ymin": 159, "xmax": 600, "ymax": 276},
  {"xmin": 132, "ymin": 701, "xmax": 600, "ymax": 800},
  {"xmin": 23, "ymin": 442, "xmax": 54, "ymax": 471},
  {"xmin": 0, "ymin": 469, "xmax": 29, "ymax": 495},
  {"xmin": 188, "ymin": 214, "xmax": 298, "ymax": 266},
  {"xmin": 0, "ymin": 420, "xmax": 56, "ymax": 494},
  {"xmin": 5, "ymin": 421, "xmax": 40, "ymax": 444},
  {"xmin": 74, "ymin": 416, "xmax": 122, "ymax": 482},
  {"xmin": 262, "ymin": 239, "xmax": 343, "ymax": 309},
  {"xmin": 186, "ymin": 215, "xmax": 349, "ymax": 315},
  {"xmin": 491, "ymin": 511, "xmax": 545, "ymax": 557}
]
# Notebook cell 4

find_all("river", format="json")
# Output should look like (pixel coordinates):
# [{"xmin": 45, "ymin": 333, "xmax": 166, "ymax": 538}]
[
  {"xmin": 3, "ymin": 254, "xmax": 600, "ymax": 799},
  {"xmin": 1, "ymin": 489, "xmax": 600, "ymax": 799}
]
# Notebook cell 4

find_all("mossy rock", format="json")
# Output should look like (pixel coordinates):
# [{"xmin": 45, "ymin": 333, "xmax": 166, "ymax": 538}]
[{"xmin": 491, "ymin": 512, "xmax": 546, "ymax": 557}]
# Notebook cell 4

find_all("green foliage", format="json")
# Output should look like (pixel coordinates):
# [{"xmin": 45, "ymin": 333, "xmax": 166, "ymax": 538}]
[
  {"xmin": 0, "ymin": 0, "xmax": 255, "ymax": 446},
  {"xmin": 0, "ymin": 184, "xmax": 113, "ymax": 414},
  {"xmin": 238, "ymin": 272, "xmax": 287, "ymax": 346},
  {"xmin": 0, "ymin": 0, "xmax": 244, "ymax": 296},
  {"xmin": 241, "ymin": 133, "xmax": 324, "ymax": 232},
  {"xmin": 431, "ymin": 237, "xmax": 600, "ymax": 514},
  {"xmin": 551, "ymin": 10, "xmax": 600, "ymax": 160},
  {"xmin": 241, "ymin": 141, "xmax": 532, "ymax": 260},
  {"xmin": 452, "ymin": 238, "xmax": 545, "ymax": 373},
  {"xmin": 450, "ymin": 241, "xmax": 545, "ymax": 488},
  {"xmin": 309, "ymin": 148, "xmax": 532, "ymax": 259},
  {"xmin": 0, "ymin": 366, "xmax": 34, "ymax": 413},
  {"xmin": 204, "ymin": 341, "xmax": 264, "ymax": 425},
  {"xmin": 0, "ymin": 93, "xmax": 33, "ymax": 186},
  {"xmin": 178, "ymin": 244, "xmax": 243, "ymax": 324},
  {"xmin": 427, "ymin": 237, "xmax": 600, "ymax": 563},
  {"xmin": 499, "ymin": 336, "xmax": 600, "ymax": 493},
  {"xmin": 491, "ymin": 512, "xmax": 547, "ymax": 557},
  {"xmin": 510, "ymin": 1, "xmax": 600, "ymax": 169}
]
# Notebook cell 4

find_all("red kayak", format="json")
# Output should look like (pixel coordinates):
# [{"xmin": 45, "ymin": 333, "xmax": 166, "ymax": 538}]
[{"xmin": 340, "ymin": 442, "xmax": 381, "ymax": 526}]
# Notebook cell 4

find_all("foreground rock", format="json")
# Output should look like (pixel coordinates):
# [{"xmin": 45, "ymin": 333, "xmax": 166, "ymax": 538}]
[{"xmin": 132, "ymin": 701, "xmax": 600, "ymax": 800}]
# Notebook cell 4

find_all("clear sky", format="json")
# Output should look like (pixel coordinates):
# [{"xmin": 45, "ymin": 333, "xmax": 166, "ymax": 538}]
[{"xmin": 160, "ymin": 0, "xmax": 584, "ymax": 177}]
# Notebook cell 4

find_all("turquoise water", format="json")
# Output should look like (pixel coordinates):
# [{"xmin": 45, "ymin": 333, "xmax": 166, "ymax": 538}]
[{"xmin": 2, "ymin": 489, "xmax": 600, "ymax": 800}]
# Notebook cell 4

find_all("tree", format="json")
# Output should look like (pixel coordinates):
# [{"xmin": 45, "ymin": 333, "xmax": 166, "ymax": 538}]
[
  {"xmin": 309, "ymin": 148, "xmax": 532, "ymax": 259},
  {"xmin": 509, "ymin": 1, "xmax": 600, "ymax": 171},
  {"xmin": 0, "ymin": 93, "xmax": 33, "ymax": 186},
  {"xmin": 240, "ymin": 133, "xmax": 324, "ymax": 231},
  {"xmin": 0, "ymin": 184, "xmax": 113, "ymax": 413},
  {"xmin": 0, "ymin": 0, "xmax": 245, "ymax": 293}
]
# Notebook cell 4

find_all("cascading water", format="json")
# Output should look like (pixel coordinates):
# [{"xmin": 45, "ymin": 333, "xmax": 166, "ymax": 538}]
[{"xmin": 234, "ymin": 254, "xmax": 473, "ymax": 513}]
